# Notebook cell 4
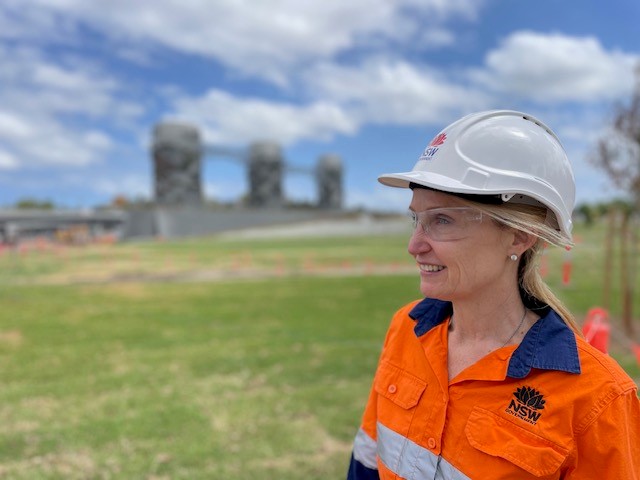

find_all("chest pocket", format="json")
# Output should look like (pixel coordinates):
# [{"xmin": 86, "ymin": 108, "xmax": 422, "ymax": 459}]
[
  {"xmin": 465, "ymin": 407, "xmax": 570, "ymax": 478},
  {"xmin": 374, "ymin": 360, "xmax": 427, "ymax": 436}
]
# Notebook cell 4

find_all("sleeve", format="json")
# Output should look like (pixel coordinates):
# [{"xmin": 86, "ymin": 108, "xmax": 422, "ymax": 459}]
[
  {"xmin": 347, "ymin": 301, "xmax": 419, "ymax": 480},
  {"xmin": 347, "ymin": 374, "xmax": 380, "ymax": 479},
  {"xmin": 566, "ymin": 387, "xmax": 640, "ymax": 479}
]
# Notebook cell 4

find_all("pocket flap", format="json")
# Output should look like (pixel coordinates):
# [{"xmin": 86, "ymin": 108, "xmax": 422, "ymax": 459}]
[
  {"xmin": 374, "ymin": 361, "xmax": 426, "ymax": 409},
  {"xmin": 465, "ymin": 407, "xmax": 569, "ymax": 477}
]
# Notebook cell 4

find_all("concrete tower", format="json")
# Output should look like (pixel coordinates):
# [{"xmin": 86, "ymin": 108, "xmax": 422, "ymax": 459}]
[
  {"xmin": 316, "ymin": 154, "xmax": 343, "ymax": 209},
  {"xmin": 152, "ymin": 122, "xmax": 203, "ymax": 206},
  {"xmin": 247, "ymin": 141, "xmax": 283, "ymax": 207}
]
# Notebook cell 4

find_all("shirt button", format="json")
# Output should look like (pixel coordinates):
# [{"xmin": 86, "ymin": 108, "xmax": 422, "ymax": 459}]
[
  {"xmin": 387, "ymin": 384, "xmax": 397, "ymax": 394},
  {"xmin": 427, "ymin": 437, "xmax": 437, "ymax": 449}
]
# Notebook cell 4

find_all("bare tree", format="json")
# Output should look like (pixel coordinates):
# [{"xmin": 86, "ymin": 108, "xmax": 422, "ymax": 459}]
[
  {"xmin": 592, "ymin": 64, "xmax": 640, "ymax": 337},
  {"xmin": 595, "ymin": 64, "xmax": 640, "ymax": 208}
]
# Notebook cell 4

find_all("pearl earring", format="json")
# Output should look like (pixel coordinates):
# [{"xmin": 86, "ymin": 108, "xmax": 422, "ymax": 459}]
[{"xmin": 510, "ymin": 254, "xmax": 518, "ymax": 261}]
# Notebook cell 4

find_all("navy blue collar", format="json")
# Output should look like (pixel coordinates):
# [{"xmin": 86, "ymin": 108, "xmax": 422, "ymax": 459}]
[{"xmin": 409, "ymin": 297, "xmax": 581, "ymax": 378}]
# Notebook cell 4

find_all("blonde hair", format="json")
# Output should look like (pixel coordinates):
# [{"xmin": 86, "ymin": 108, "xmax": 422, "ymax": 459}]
[{"xmin": 461, "ymin": 199, "xmax": 581, "ymax": 334}]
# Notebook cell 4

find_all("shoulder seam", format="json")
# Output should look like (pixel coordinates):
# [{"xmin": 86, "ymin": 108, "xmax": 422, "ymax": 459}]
[
  {"xmin": 576, "ymin": 339, "xmax": 637, "ymax": 387},
  {"xmin": 575, "ymin": 386, "xmax": 638, "ymax": 436}
]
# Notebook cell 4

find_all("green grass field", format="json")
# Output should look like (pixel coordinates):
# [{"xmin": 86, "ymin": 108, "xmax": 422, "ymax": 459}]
[{"xmin": 0, "ymin": 222, "xmax": 638, "ymax": 479}]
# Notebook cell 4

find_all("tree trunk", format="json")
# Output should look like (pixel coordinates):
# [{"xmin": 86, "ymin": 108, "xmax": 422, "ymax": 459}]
[
  {"xmin": 620, "ymin": 211, "xmax": 634, "ymax": 336},
  {"xmin": 603, "ymin": 209, "xmax": 616, "ymax": 310},
  {"xmin": 629, "ymin": 213, "xmax": 639, "ymax": 340}
]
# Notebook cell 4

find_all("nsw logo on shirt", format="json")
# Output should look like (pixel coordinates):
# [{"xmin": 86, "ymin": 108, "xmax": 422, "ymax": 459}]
[{"xmin": 505, "ymin": 386, "xmax": 546, "ymax": 424}]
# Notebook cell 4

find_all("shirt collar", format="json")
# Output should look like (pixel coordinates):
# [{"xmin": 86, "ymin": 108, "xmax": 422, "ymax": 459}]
[{"xmin": 409, "ymin": 297, "xmax": 581, "ymax": 378}]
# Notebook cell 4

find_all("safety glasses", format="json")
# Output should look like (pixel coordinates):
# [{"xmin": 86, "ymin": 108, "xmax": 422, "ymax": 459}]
[{"xmin": 408, "ymin": 207, "xmax": 484, "ymax": 241}]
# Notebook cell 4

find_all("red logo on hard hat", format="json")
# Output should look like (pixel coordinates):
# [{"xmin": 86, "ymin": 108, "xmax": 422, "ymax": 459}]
[
  {"xmin": 429, "ymin": 133, "xmax": 447, "ymax": 147},
  {"xmin": 421, "ymin": 132, "xmax": 446, "ymax": 160}
]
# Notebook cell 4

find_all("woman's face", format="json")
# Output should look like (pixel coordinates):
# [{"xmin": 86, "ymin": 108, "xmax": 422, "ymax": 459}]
[{"xmin": 407, "ymin": 188, "xmax": 516, "ymax": 302}]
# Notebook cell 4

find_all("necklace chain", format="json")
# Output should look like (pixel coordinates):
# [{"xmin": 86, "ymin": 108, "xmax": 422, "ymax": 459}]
[
  {"xmin": 449, "ymin": 307, "xmax": 528, "ymax": 348},
  {"xmin": 500, "ymin": 308, "xmax": 528, "ymax": 348}
]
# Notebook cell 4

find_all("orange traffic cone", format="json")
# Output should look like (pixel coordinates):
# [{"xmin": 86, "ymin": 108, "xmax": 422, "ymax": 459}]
[
  {"xmin": 632, "ymin": 343, "xmax": 640, "ymax": 366},
  {"xmin": 582, "ymin": 307, "xmax": 610, "ymax": 354}
]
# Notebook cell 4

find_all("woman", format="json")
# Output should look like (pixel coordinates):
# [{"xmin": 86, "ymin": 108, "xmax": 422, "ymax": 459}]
[{"xmin": 347, "ymin": 111, "xmax": 639, "ymax": 479}]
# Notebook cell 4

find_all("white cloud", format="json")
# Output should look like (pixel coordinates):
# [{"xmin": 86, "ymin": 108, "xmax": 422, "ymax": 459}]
[
  {"xmin": 4, "ymin": 0, "xmax": 485, "ymax": 84},
  {"xmin": 168, "ymin": 89, "xmax": 358, "ymax": 146},
  {"xmin": 18, "ymin": 125, "xmax": 113, "ymax": 167},
  {"xmin": 0, "ymin": 112, "xmax": 34, "ymax": 139},
  {"xmin": 477, "ymin": 31, "xmax": 638, "ymax": 102},
  {"xmin": 0, "ymin": 0, "xmax": 489, "ymax": 174},
  {"xmin": 0, "ymin": 1, "xmax": 78, "ymax": 43},
  {"xmin": 418, "ymin": 28, "xmax": 456, "ymax": 49},
  {"xmin": 0, "ymin": 46, "xmax": 137, "ymax": 119},
  {"xmin": 0, "ymin": 42, "xmax": 142, "ymax": 168},
  {"xmin": 0, "ymin": 150, "xmax": 19, "ymax": 170},
  {"xmin": 164, "ymin": 57, "xmax": 492, "ymax": 148},
  {"xmin": 0, "ymin": 109, "xmax": 113, "ymax": 168},
  {"xmin": 32, "ymin": 62, "xmax": 113, "ymax": 92},
  {"xmin": 306, "ymin": 59, "xmax": 490, "ymax": 125}
]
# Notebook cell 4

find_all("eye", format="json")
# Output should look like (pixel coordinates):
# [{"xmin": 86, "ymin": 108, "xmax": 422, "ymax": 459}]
[
  {"xmin": 407, "ymin": 210, "xmax": 418, "ymax": 228},
  {"xmin": 433, "ymin": 213, "xmax": 454, "ymax": 225}
]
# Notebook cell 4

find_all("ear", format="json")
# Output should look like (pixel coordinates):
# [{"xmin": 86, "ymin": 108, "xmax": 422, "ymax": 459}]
[{"xmin": 510, "ymin": 229, "xmax": 537, "ymax": 256}]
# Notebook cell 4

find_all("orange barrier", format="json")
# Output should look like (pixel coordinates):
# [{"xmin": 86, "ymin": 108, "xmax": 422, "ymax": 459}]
[
  {"xmin": 582, "ymin": 307, "xmax": 610, "ymax": 354},
  {"xmin": 633, "ymin": 343, "xmax": 640, "ymax": 366}
]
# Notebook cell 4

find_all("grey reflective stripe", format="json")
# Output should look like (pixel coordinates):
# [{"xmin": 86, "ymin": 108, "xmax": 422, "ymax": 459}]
[
  {"xmin": 438, "ymin": 457, "xmax": 471, "ymax": 480},
  {"xmin": 353, "ymin": 428, "xmax": 378, "ymax": 469},
  {"xmin": 377, "ymin": 422, "xmax": 470, "ymax": 480}
]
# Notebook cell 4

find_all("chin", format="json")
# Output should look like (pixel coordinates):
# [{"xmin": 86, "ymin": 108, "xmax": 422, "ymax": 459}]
[
  {"xmin": 420, "ymin": 285, "xmax": 444, "ymax": 300},
  {"xmin": 419, "ymin": 282, "xmax": 455, "ymax": 301}
]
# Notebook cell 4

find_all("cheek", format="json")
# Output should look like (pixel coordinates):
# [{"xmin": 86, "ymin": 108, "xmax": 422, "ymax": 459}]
[
  {"xmin": 453, "ymin": 242, "xmax": 502, "ymax": 281},
  {"xmin": 449, "ymin": 256, "xmax": 477, "ymax": 287}
]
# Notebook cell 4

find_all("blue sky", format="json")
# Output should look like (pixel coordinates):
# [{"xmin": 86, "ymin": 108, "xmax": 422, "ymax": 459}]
[{"xmin": 0, "ymin": 0, "xmax": 638, "ymax": 211}]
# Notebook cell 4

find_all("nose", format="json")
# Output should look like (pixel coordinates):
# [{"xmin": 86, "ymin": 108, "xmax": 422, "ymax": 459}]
[{"xmin": 408, "ymin": 227, "xmax": 432, "ymax": 257}]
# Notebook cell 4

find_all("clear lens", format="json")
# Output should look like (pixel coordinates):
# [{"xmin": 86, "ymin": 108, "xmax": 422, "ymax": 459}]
[{"xmin": 408, "ymin": 207, "xmax": 483, "ymax": 241}]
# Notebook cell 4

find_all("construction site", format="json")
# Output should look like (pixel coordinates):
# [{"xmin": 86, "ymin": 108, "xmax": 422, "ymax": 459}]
[{"xmin": 0, "ymin": 120, "xmax": 352, "ymax": 244}]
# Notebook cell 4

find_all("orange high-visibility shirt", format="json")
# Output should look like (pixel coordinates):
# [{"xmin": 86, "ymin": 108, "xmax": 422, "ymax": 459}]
[{"xmin": 348, "ymin": 298, "xmax": 640, "ymax": 479}]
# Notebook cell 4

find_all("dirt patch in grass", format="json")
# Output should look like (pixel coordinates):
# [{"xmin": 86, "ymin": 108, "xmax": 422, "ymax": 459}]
[
  {"xmin": 0, "ymin": 450, "xmax": 96, "ymax": 479},
  {"xmin": 0, "ymin": 329, "xmax": 23, "ymax": 348}
]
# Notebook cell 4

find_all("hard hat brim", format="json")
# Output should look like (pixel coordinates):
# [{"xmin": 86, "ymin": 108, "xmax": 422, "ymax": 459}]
[{"xmin": 379, "ymin": 171, "xmax": 479, "ymax": 195}]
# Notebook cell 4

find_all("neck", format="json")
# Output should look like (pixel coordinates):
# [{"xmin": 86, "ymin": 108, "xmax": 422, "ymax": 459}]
[{"xmin": 448, "ymin": 288, "xmax": 528, "ymax": 343}]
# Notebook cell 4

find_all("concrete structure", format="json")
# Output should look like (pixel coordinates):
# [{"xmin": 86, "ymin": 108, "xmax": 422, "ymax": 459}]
[
  {"xmin": 153, "ymin": 121, "xmax": 343, "ymax": 210},
  {"xmin": 152, "ymin": 122, "xmax": 203, "ymax": 206},
  {"xmin": 247, "ymin": 141, "xmax": 284, "ymax": 207},
  {"xmin": 0, "ymin": 209, "xmax": 126, "ymax": 243},
  {"xmin": 317, "ymin": 154, "xmax": 343, "ymax": 209},
  {"xmin": 0, "ymin": 122, "xmax": 348, "ymax": 244},
  {"xmin": 120, "ymin": 207, "xmax": 343, "ymax": 239},
  {"xmin": 112, "ymin": 121, "xmax": 348, "ymax": 240}
]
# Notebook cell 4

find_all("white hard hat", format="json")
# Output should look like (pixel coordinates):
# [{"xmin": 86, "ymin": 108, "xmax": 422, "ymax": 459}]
[{"xmin": 379, "ymin": 110, "xmax": 575, "ymax": 242}]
